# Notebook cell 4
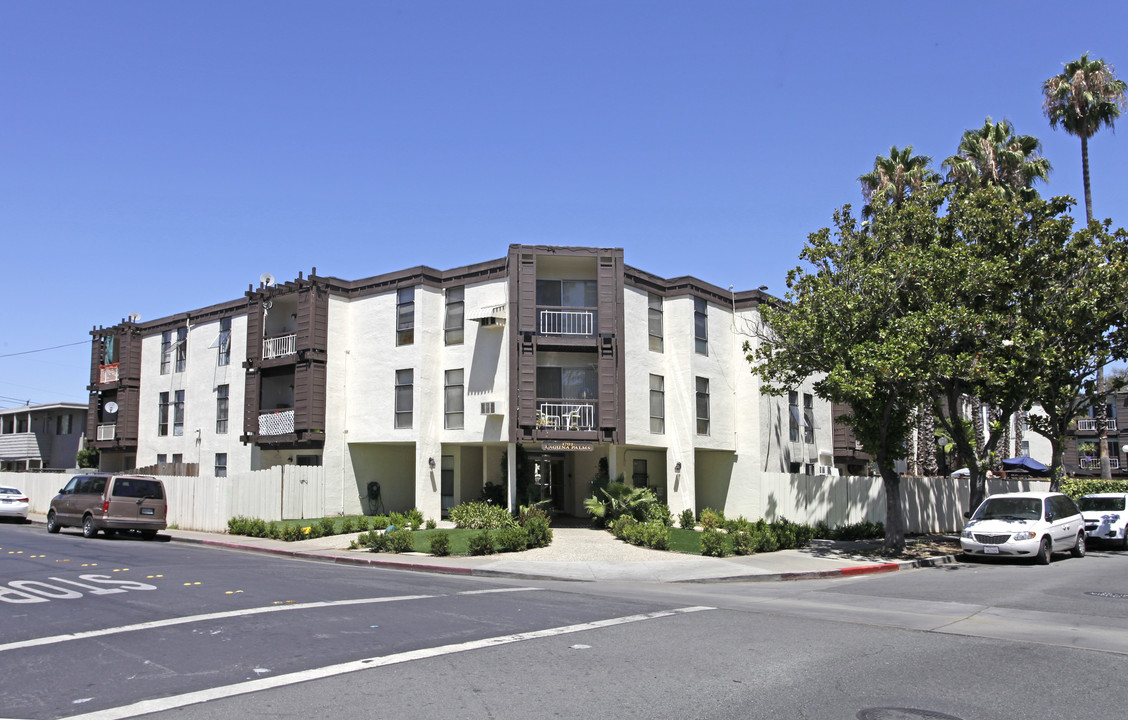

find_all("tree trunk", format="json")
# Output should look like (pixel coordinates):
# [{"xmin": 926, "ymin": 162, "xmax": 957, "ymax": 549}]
[
  {"xmin": 922, "ymin": 406, "xmax": 937, "ymax": 475},
  {"xmin": 880, "ymin": 465, "xmax": 905, "ymax": 553},
  {"xmin": 1098, "ymin": 365, "xmax": 1111, "ymax": 479},
  {"xmin": 1049, "ymin": 438, "xmax": 1065, "ymax": 493},
  {"xmin": 1081, "ymin": 134, "xmax": 1093, "ymax": 225}
]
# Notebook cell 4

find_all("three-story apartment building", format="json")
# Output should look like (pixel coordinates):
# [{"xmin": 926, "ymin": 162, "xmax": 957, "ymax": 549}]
[{"xmin": 86, "ymin": 245, "xmax": 832, "ymax": 519}]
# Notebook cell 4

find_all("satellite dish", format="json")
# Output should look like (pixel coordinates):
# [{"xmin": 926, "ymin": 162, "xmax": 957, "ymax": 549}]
[
  {"xmin": 259, "ymin": 272, "xmax": 276, "ymax": 287},
  {"xmin": 127, "ymin": 313, "xmax": 141, "ymax": 323},
  {"xmin": 105, "ymin": 401, "xmax": 119, "ymax": 414}
]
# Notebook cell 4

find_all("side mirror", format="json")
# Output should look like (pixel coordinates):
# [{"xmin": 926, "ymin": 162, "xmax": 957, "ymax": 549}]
[
  {"xmin": 963, "ymin": 511, "xmax": 970, "ymax": 519},
  {"xmin": 1045, "ymin": 512, "xmax": 1055, "ymax": 522}
]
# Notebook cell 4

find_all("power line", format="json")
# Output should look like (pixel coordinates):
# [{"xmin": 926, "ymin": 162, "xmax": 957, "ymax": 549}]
[{"xmin": 0, "ymin": 340, "xmax": 88, "ymax": 359}]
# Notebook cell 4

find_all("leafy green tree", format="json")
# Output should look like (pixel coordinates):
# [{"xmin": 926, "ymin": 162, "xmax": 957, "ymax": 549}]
[
  {"xmin": 858, "ymin": 145, "xmax": 941, "ymax": 219},
  {"xmin": 943, "ymin": 117, "xmax": 1051, "ymax": 199},
  {"xmin": 1044, "ymin": 53, "xmax": 1127, "ymax": 478}
]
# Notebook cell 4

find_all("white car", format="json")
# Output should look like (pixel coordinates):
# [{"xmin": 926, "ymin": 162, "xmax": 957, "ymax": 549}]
[
  {"xmin": 0, "ymin": 485, "xmax": 30, "ymax": 521},
  {"xmin": 1078, "ymin": 493, "xmax": 1128, "ymax": 550},
  {"xmin": 960, "ymin": 491, "xmax": 1086, "ymax": 564}
]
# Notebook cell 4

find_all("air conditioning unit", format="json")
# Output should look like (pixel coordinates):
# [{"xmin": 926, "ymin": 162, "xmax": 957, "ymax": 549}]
[
  {"xmin": 481, "ymin": 401, "xmax": 503, "ymax": 416},
  {"xmin": 479, "ymin": 316, "xmax": 503, "ymax": 327}
]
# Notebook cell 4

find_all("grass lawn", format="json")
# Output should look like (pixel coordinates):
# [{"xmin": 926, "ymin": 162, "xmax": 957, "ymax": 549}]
[{"xmin": 666, "ymin": 528, "xmax": 704, "ymax": 554}]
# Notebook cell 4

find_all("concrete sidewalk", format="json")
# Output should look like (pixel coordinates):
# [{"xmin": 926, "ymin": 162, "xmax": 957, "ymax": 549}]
[{"xmin": 26, "ymin": 514, "xmax": 958, "ymax": 583}]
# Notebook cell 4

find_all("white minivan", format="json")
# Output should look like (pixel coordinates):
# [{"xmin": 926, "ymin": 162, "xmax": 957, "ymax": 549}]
[{"xmin": 960, "ymin": 491, "xmax": 1086, "ymax": 564}]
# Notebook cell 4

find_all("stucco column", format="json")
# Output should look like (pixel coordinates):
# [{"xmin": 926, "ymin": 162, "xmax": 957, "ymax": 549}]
[
  {"xmin": 668, "ymin": 452, "xmax": 695, "ymax": 517},
  {"xmin": 507, "ymin": 442, "xmax": 517, "ymax": 511},
  {"xmin": 415, "ymin": 439, "xmax": 442, "ymax": 521}
]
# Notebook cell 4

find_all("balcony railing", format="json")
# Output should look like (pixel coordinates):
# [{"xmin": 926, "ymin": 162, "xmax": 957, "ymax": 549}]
[
  {"xmin": 263, "ymin": 333, "xmax": 297, "ymax": 360},
  {"xmin": 258, "ymin": 409, "xmax": 295, "ymax": 436},
  {"xmin": 538, "ymin": 308, "xmax": 595, "ymax": 336},
  {"xmin": 97, "ymin": 423, "xmax": 116, "ymax": 441},
  {"xmin": 99, "ymin": 363, "xmax": 120, "ymax": 384},
  {"xmin": 536, "ymin": 401, "xmax": 596, "ymax": 432},
  {"xmin": 1077, "ymin": 419, "xmax": 1118, "ymax": 432}
]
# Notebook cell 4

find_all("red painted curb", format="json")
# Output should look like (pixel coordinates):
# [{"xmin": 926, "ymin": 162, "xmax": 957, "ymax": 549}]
[{"xmin": 838, "ymin": 562, "xmax": 899, "ymax": 577}]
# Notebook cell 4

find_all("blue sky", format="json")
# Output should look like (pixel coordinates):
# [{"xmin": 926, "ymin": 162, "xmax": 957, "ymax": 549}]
[{"xmin": 2, "ymin": 1, "xmax": 1127, "ymax": 409}]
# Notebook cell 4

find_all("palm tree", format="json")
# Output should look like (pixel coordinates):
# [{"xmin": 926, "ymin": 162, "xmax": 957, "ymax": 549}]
[
  {"xmin": 1044, "ymin": 53, "xmax": 1127, "ymax": 479},
  {"xmin": 942, "ymin": 117, "xmax": 1052, "ymax": 198},
  {"xmin": 858, "ymin": 145, "xmax": 940, "ymax": 218}
]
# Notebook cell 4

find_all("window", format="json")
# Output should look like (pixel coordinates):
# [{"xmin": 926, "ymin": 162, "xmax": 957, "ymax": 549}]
[
  {"xmin": 175, "ymin": 327, "xmax": 188, "ymax": 372},
  {"xmin": 172, "ymin": 453, "xmax": 183, "ymax": 464},
  {"xmin": 694, "ymin": 296, "xmax": 708, "ymax": 355},
  {"xmin": 696, "ymin": 377, "xmax": 710, "ymax": 435},
  {"xmin": 297, "ymin": 455, "xmax": 322, "ymax": 466},
  {"xmin": 803, "ymin": 393, "xmax": 815, "ymax": 443},
  {"xmin": 649, "ymin": 374, "xmax": 665, "ymax": 433},
  {"xmin": 632, "ymin": 459, "xmax": 648, "ymax": 488},
  {"xmin": 1, "ymin": 416, "xmax": 11, "ymax": 434},
  {"xmin": 173, "ymin": 390, "xmax": 185, "ymax": 436},
  {"xmin": 161, "ymin": 331, "xmax": 172, "ymax": 375},
  {"xmin": 445, "ymin": 369, "xmax": 464, "ymax": 429},
  {"xmin": 536, "ymin": 366, "xmax": 597, "ymax": 399},
  {"xmin": 536, "ymin": 279, "xmax": 597, "ymax": 308},
  {"xmin": 104, "ymin": 335, "xmax": 118, "ymax": 364},
  {"xmin": 216, "ymin": 384, "xmax": 229, "ymax": 434},
  {"xmin": 158, "ymin": 392, "xmax": 170, "ymax": 436},
  {"xmin": 56, "ymin": 414, "xmax": 72, "ymax": 435},
  {"xmin": 789, "ymin": 391, "xmax": 800, "ymax": 442},
  {"xmin": 218, "ymin": 317, "xmax": 231, "ymax": 366},
  {"xmin": 215, "ymin": 453, "xmax": 227, "ymax": 478},
  {"xmin": 17, "ymin": 415, "xmax": 27, "ymax": 433},
  {"xmin": 445, "ymin": 286, "xmax": 464, "ymax": 345},
  {"xmin": 396, "ymin": 287, "xmax": 415, "ymax": 346},
  {"xmin": 395, "ymin": 369, "xmax": 413, "ymax": 428},
  {"xmin": 157, "ymin": 454, "xmax": 167, "ymax": 464},
  {"xmin": 648, "ymin": 293, "xmax": 663, "ymax": 352}
]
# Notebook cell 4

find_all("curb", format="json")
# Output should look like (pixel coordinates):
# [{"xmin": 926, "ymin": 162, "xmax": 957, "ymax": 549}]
[{"xmin": 678, "ymin": 553, "xmax": 959, "ymax": 583}]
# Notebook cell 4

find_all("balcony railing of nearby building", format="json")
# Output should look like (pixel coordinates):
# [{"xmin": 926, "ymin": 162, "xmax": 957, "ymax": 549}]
[
  {"xmin": 263, "ymin": 333, "xmax": 297, "ymax": 360},
  {"xmin": 258, "ymin": 409, "xmax": 295, "ymax": 436},
  {"xmin": 97, "ymin": 423, "xmax": 116, "ymax": 441},
  {"xmin": 1077, "ymin": 419, "xmax": 1118, "ymax": 432},
  {"xmin": 536, "ymin": 401, "xmax": 596, "ymax": 431},
  {"xmin": 99, "ymin": 363, "xmax": 119, "ymax": 384},
  {"xmin": 538, "ymin": 308, "xmax": 596, "ymax": 336},
  {"xmin": 1079, "ymin": 457, "xmax": 1121, "ymax": 470}
]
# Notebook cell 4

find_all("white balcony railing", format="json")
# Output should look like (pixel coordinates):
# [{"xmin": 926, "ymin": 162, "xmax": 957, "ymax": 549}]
[
  {"xmin": 99, "ymin": 363, "xmax": 119, "ymax": 384},
  {"xmin": 97, "ymin": 423, "xmax": 116, "ymax": 441},
  {"xmin": 263, "ymin": 333, "xmax": 297, "ymax": 360},
  {"xmin": 537, "ymin": 402, "xmax": 596, "ymax": 431},
  {"xmin": 1080, "ymin": 457, "xmax": 1120, "ymax": 470},
  {"xmin": 538, "ymin": 309, "xmax": 595, "ymax": 336},
  {"xmin": 1078, "ymin": 418, "xmax": 1118, "ymax": 431},
  {"xmin": 258, "ymin": 409, "xmax": 295, "ymax": 436}
]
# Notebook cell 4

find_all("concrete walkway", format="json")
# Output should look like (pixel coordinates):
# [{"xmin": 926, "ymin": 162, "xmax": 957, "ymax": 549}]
[{"xmin": 28, "ymin": 515, "xmax": 955, "ymax": 583}]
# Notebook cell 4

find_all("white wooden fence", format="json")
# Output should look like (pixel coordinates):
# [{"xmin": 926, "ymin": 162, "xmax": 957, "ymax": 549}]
[{"xmin": 6, "ymin": 468, "xmax": 1048, "ymax": 534}]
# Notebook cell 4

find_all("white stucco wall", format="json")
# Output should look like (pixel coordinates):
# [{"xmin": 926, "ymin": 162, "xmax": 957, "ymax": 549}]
[{"xmin": 137, "ymin": 314, "xmax": 251, "ymax": 473}]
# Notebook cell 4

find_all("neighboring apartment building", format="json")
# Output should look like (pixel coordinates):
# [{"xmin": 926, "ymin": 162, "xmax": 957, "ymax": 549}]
[
  {"xmin": 86, "ymin": 245, "xmax": 833, "ymax": 519},
  {"xmin": 1065, "ymin": 390, "xmax": 1128, "ymax": 476},
  {"xmin": 0, "ymin": 402, "xmax": 88, "ymax": 471}
]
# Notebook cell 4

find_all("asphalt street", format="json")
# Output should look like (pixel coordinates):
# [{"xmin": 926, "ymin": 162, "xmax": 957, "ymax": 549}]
[{"xmin": 2, "ymin": 520, "xmax": 1127, "ymax": 720}]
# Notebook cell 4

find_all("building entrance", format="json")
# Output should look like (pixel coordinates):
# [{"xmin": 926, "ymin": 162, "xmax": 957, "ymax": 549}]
[{"xmin": 528, "ymin": 452, "xmax": 571, "ymax": 515}]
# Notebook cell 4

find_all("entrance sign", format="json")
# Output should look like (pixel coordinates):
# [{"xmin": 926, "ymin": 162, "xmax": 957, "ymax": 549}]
[{"xmin": 542, "ymin": 440, "xmax": 594, "ymax": 452}]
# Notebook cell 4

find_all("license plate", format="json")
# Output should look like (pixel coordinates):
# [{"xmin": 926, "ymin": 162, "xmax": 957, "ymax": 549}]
[
  {"xmin": 984, "ymin": 545, "xmax": 999, "ymax": 554},
  {"xmin": 140, "ymin": 508, "xmax": 154, "ymax": 516}
]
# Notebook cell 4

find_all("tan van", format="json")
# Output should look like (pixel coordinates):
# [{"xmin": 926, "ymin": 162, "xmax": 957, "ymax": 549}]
[{"xmin": 47, "ymin": 474, "xmax": 167, "ymax": 539}]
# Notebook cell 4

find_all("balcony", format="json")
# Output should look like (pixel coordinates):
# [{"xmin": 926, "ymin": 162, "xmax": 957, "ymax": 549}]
[
  {"xmin": 536, "ymin": 401, "xmax": 596, "ymax": 432},
  {"xmin": 99, "ymin": 363, "xmax": 120, "ymax": 384},
  {"xmin": 1080, "ymin": 457, "xmax": 1121, "ymax": 470},
  {"xmin": 1077, "ymin": 419, "xmax": 1118, "ymax": 432},
  {"xmin": 97, "ymin": 423, "xmax": 116, "ymax": 441},
  {"xmin": 258, "ymin": 409, "xmax": 295, "ymax": 436},
  {"xmin": 263, "ymin": 333, "xmax": 297, "ymax": 360},
  {"xmin": 538, "ymin": 308, "xmax": 596, "ymax": 336}
]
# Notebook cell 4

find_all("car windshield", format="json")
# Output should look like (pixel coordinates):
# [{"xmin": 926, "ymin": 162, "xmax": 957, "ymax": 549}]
[
  {"xmin": 1077, "ymin": 496, "xmax": 1126, "ymax": 512},
  {"xmin": 975, "ymin": 497, "xmax": 1042, "ymax": 521}
]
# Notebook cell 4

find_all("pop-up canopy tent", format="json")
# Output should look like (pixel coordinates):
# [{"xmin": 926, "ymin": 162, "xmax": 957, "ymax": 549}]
[{"xmin": 1001, "ymin": 456, "xmax": 1050, "ymax": 476}]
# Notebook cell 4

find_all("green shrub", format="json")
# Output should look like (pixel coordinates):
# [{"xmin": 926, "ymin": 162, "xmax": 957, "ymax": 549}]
[
  {"xmin": 731, "ymin": 530, "xmax": 754, "ymax": 555},
  {"xmin": 752, "ymin": 527, "xmax": 779, "ymax": 553},
  {"xmin": 450, "ymin": 501, "xmax": 517, "ymax": 530},
  {"xmin": 811, "ymin": 519, "xmax": 884, "ymax": 541},
  {"xmin": 468, "ymin": 529, "xmax": 495, "ymax": 555},
  {"xmin": 318, "ymin": 518, "xmax": 336, "ymax": 536},
  {"xmin": 1060, "ymin": 478, "xmax": 1128, "ymax": 499},
  {"xmin": 406, "ymin": 508, "xmax": 425, "ymax": 530},
  {"xmin": 370, "ymin": 515, "xmax": 389, "ymax": 530},
  {"xmin": 340, "ymin": 517, "xmax": 357, "ymax": 534},
  {"xmin": 647, "ymin": 503, "xmax": 673, "ymax": 527},
  {"xmin": 699, "ymin": 507, "xmax": 725, "ymax": 531},
  {"xmin": 495, "ymin": 526, "xmax": 528, "ymax": 552},
  {"xmin": 679, "ymin": 508, "xmax": 696, "ymax": 530},
  {"xmin": 385, "ymin": 528, "xmax": 414, "ymax": 553},
  {"xmin": 584, "ymin": 483, "xmax": 659, "ymax": 527},
  {"xmin": 429, "ymin": 532, "xmax": 452, "ymax": 556},
  {"xmin": 640, "ymin": 521, "xmax": 670, "ymax": 550},
  {"xmin": 523, "ymin": 516, "xmax": 552, "ymax": 548},
  {"xmin": 388, "ymin": 512, "xmax": 408, "ymax": 530},
  {"xmin": 425, "ymin": 518, "xmax": 437, "ymax": 530},
  {"xmin": 610, "ymin": 515, "xmax": 637, "ymax": 539},
  {"xmin": 306, "ymin": 523, "xmax": 324, "ymax": 540},
  {"xmin": 518, "ymin": 501, "xmax": 551, "ymax": 525},
  {"xmin": 280, "ymin": 524, "xmax": 304, "ymax": 542},
  {"xmin": 227, "ymin": 515, "xmax": 249, "ymax": 535},
  {"xmin": 700, "ymin": 528, "xmax": 729, "ymax": 557},
  {"xmin": 359, "ymin": 530, "xmax": 388, "ymax": 552}
]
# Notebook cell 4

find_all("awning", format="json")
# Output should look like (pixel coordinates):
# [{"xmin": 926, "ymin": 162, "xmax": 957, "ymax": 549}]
[{"xmin": 469, "ymin": 304, "xmax": 507, "ymax": 324}]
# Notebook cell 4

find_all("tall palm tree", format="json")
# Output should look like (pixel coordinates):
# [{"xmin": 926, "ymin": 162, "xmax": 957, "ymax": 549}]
[
  {"xmin": 942, "ymin": 117, "xmax": 1052, "ymax": 198},
  {"xmin": 858, "ymin": 145, "xmax": 940, "ymax": 218},
  {"xmin": 1044, "ymin": 53, "xmax": 1127, "ymax": 479}
]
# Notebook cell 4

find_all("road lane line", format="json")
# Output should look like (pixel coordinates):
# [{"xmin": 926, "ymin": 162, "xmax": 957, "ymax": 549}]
[{"xmin": 64, "ymin": 606, "xmax": 715, "ymax": 720}]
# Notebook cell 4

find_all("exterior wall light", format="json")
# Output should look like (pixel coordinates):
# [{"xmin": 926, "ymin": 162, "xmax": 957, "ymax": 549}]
[
  {"xmin": 428, "ymin": 457, "xmax": 436, "ymax": 469},
  {"xmin": 674, "ymin": 461, "xmax": 682, "ymax": 473}
]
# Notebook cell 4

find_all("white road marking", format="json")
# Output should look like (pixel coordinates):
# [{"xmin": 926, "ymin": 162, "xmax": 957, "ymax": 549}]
[
  {"xmin": 0, "ymin": 588, "xmax": 540, "ymax": 653},
  {"xmin": 64, "ymin": 606, "xmax": 715, "ymax": 720}
]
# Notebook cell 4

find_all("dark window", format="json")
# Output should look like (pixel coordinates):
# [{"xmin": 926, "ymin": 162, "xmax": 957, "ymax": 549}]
[
  {"xmin": 632, "ymin": 459, "xmax": 648, "ymax": 488},
  {"xmin": 218, "ymin": 318, "xmax": 231, "ymax": 366},
  {"xmin": 161, "ymin": 331, "xmax": 172, "ymax": 375},
  {"xmin": 788, "ymin": 391, "xmax": 800, "ymax": 442},
  {"xmin": 158, "ymin": 392, "xmax": 169, "ymax": 437},
  {"xmin": 173, "ymin": 390, "xmax": 185, "ymax": 436},
  {"xmin": 397, "ymin": 287, "xmax": 415, "ymax": 346},
  {"xmin": 803, "ymin": 393, "xmax": 815, "ymax": 444},
  {"xmin": 649, "ymin": 374, "xmax": 664, "ymax": 433},
  {"xmin": 175, "ymin": 327, "xmax": 188, "ymax": 372},
  {"xmin": 215, "ymin": 453, "xmax": 227, "ymax": 478},
  {"xmin": 445, "ymin": 286, "xmax": 464, "ymax": 345},
  {"xmin": 216, "ymin": 385, "xmax": 229, "ymax": 434},
  {"xmin": 696, "ymin": 377, "xmax": 710, "ymax": 435},
  {"xmin": 395, "ymin": 369, "xmax": 413, "ymax": 428},
  {"xmin": 111, "ymin": 478, "xmax": 163, "ymax": 499},
  {"xmin": 445, "ymin": 369, "xmax": 464, "ymax": 429},
  {"xmin": 694, "ymin": 296, "xmax": 708, "ymax": 355},
  {"xmin": 648, "ymin": 293, "xmax": 663, "ymax": 352}
]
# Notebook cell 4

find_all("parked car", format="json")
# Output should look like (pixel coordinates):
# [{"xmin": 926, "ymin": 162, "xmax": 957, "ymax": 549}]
[
  {"xmin": 0, "ymin": 485, "xmax": 30, "ymax": 521},
  {"xmin": 960, "ymin": 491, "xmax": 1086, "ymax": 564},
  {"xmin": 46, "ymin": 474, "xmax": 167, "ymax": 539},
  {"xmin": 1077, "ymin": 493, "xmax": 1128, "ymax": 550}
]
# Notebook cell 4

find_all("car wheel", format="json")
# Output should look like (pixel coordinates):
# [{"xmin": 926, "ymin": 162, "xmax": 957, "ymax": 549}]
[
  {"xmin": 1036, "ymin": 536, "xmax": 1052, "ymax": 565},
  {"xmin": 46, "ymin": 511, "xmax": 60, "ymax": 534},
  {"xmin": 82, "ymin": 515, "xmax": 98, "ymax": 539},
  {"xmin": 1071, "ymin": 532, "xmax": 1086, "ymax": 558},
  {"xmin": 140, "ymin": 530, "xmax": 157, "ymax": 541},
  {"xmin": 1120, "ymin": 534, "xmax": 1128, "ymax": 552}
]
